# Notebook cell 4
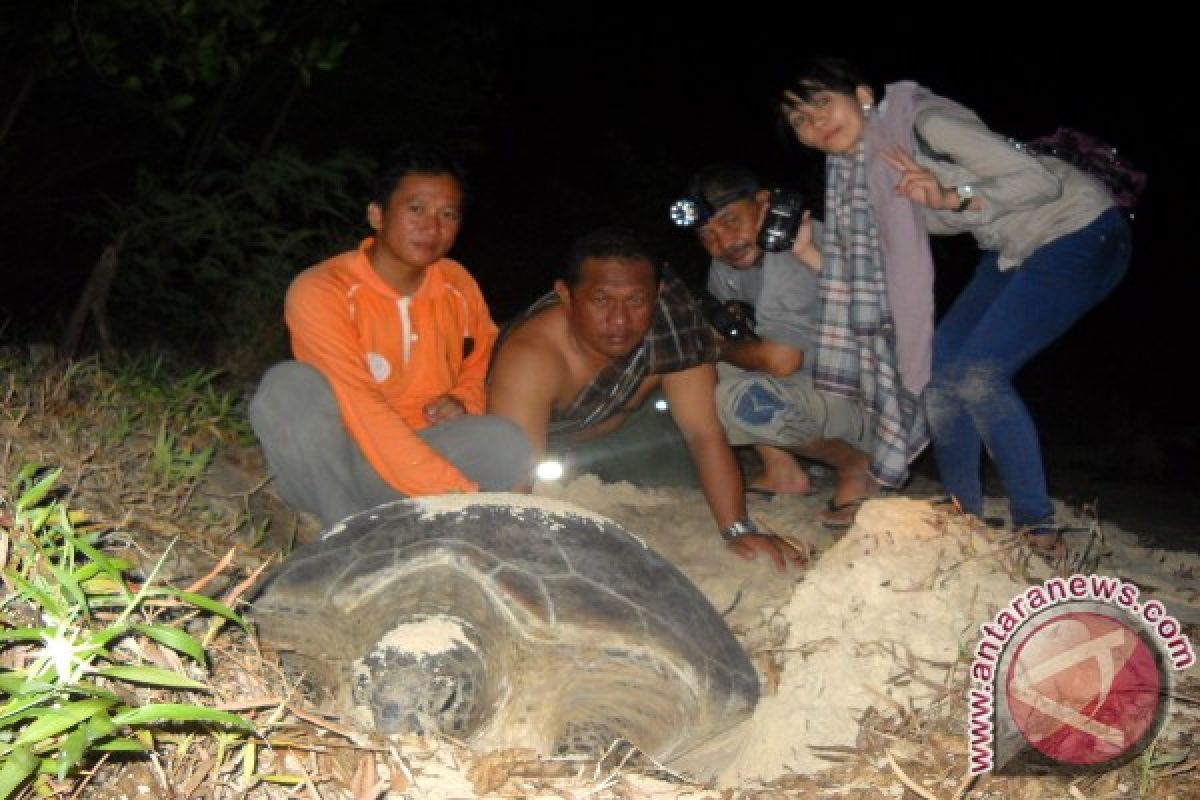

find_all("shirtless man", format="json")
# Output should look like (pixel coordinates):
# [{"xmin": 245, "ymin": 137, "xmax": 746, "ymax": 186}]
[{"xmin": 488, "ymin": 227, "xmax": 804, "ymax": 569}]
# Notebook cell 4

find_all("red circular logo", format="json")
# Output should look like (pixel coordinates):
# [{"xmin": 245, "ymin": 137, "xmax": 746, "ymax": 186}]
[{"xmin": 1004, "ymin": 610, "xmax": 1163, "ymax": 767}]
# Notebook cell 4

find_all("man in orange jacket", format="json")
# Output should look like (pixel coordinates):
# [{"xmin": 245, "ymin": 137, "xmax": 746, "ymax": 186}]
[{"xmin": 250, "ymin": 145, "xmax": 531, "ymax": 527}]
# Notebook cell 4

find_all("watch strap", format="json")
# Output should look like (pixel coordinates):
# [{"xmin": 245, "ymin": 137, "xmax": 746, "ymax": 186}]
[{"xmin": 721, "ymin": 518, "xmax": 759, "ymax": 541}]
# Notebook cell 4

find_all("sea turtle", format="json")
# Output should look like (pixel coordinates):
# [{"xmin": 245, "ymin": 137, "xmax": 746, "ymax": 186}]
[{"xmin": 251, "ymin": 493, "xmax": 759, "ymax": 774}]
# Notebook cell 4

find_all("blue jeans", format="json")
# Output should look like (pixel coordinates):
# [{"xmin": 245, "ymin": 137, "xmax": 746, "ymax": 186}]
[{"xmin": 923, "ymin": 208, "xmax": 1131, "ymax": 527}]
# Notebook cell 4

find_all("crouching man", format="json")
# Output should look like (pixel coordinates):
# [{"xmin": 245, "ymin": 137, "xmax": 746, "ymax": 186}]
[
  {"xmin": 249, "ymin": 145, "xmax": 531, "ymax": 528},
  {"xmin": 488, "ymin": 227, "xmax": 804, "ymax": 570}
]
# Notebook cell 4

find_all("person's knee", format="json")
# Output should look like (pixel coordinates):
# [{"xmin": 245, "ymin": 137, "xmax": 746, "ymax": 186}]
[
  {"xmin": 427, "ymin": 414, "xmax": 536, "ymax": 491},
  {"xmin": 717, "ymin": 373, "xmax": 826, "ymax": 445},
  {"xmin": 926, "ymin": 360, "xmax": 1007, "ymax": 409},
  {"xmin": 922, "ymin": 379, "xmax": 957, "ymax": 433},
  {"xmin": 248, "ymin": 361, "xmax": 343, "ymax": 459},
  {"xmin": 251, "ymin": 362, "xmax": 333, "ymax": 425},
  {"xmin": 476, "ymin": 417, "xmax": 535, "ymax": 490},
  {"xmin": 717, "ymin": 374, "xmax": 786, "ymax": 428}
]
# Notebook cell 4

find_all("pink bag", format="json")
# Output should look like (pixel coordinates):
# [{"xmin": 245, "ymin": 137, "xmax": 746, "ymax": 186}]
[{"xmin": 1022, "ymin": 127, "xmax": 1147, "ymax": 209}]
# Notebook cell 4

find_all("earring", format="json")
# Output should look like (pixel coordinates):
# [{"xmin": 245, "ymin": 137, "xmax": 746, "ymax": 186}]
[{"xmin": 862, "ymin": 104, "xmax": 873, "ymax": 114}]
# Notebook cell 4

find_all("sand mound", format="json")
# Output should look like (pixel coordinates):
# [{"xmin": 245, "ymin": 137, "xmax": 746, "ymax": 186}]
[
  {"xmin": 541, "ymin": 477, "xmax": 1200, "ymax": 789},
  {"xmin": 720, "ymin": 497, "xmax": 1036, "ymax": 782}
]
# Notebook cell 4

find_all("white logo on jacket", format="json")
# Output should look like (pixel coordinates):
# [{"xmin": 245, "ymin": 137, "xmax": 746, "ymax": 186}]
[{"xmin": 366, "ymin": 352, "xmax": 391, "ymax": 382}]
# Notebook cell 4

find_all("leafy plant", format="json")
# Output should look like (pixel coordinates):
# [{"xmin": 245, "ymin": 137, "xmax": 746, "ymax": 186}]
[
  {"xmin": 1137, "ymin": 738, "xmax": 1189, "ymax": 798},
  {"xmin": 75, "ymin": 141, "xmax": 371, "ymax": 368},
  {"xmin": 0, "ymin": 464, "xmax": 252, "ymax": 799},
  {"xmin": 148, "ymin": 421, "xmax": 217, "ymax": 486}
]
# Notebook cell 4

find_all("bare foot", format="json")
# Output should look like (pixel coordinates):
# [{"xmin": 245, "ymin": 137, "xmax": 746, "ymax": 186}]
[
  {"xmin": 819, "ymin": 460, "xmax": 878, "ymax": 529},
  {"xmin": 832, "ymin": 450, "xmax": 877, "ymax": 508},
  {"xmin": 749, "ymin": 446, "xmax": 812, "ymax": 495}
]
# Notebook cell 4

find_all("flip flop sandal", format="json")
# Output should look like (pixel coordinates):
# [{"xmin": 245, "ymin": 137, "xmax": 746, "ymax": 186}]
[
  {"xmin": 744, "ymin": 487, "xmax": 778, "ymax": 500},
  {"xmin": 927, "ymin": 496, "xmax": 1005, "ymax": 529},
  {"xmin": 927, "ymin": 495, "xmax": 960, "ymax": 512},
  {"xmin": 819, "ymin": 497, "xmax": 867, "ymax": 530},
  {"xmin": 1019, "ymin": 526, "xmax": 1068, "ymax": 560}
]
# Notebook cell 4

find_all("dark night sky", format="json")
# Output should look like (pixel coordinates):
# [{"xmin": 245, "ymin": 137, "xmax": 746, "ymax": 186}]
[
  {"xmin": 439, "ymin": 13, "xmax": 1189, "ymax": 431},
  {"xmin": 2, "ymin": 9, "xmax": 1192, "ymax": 465},
  {"xmin": 344, "ymin": 11, "xmax": 1194, "ymax": 484}
]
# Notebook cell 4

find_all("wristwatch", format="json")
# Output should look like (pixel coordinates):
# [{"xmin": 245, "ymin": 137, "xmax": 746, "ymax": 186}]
[
  {"xmin": 721, "ymin": 518, "xmax": 760, "ymax": 541},
  {"xmin": 954, "ymin": 184, "xmax": 976, "ymax": 212}
]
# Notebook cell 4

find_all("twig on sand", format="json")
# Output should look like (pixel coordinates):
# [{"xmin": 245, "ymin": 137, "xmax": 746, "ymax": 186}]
[
  {"xmin": 184, "ymin": 545, "xmax": 238, "ymax": 593},
  {"xmin": 286, "ymin": 702, "xmax": 374, "ymax": 745},
  {"xmin": 951, "ymin": 769, "xmax": 977, "ymax": 800},
  {"xmin": 67, "ymin": 753, "xmax": 109, "ymax": 800},
  {"xmin": 884, "ymin": 749, "xmax": 937, "ymax": 800},
  {"xmin": 720, "ymin": 588, "xmax": 744, "ymax": 618},
  {"xmin": 583, "ymin": 738, "xmax": 689, "ymax": 798}
]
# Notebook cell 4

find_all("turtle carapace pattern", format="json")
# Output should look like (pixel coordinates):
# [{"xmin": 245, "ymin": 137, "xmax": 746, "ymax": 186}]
[{"xmin": 251, "ymin": 493, "xmax": 759, "ymax": 773}]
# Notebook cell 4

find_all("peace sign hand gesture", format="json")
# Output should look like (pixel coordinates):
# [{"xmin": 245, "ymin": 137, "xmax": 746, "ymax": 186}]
[{"xmin": 881, "ymin": 147, "xmax": 965, "ymax": 211}]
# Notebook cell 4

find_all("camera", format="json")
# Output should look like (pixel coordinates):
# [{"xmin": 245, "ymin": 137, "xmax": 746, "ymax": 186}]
[
  {"xmin": 756, "ymin": 188, "xmax": 805, "ymax": 252},
  {"xmin": 704, "ymin": 297, "xmax": 757, "ymax": 341}
]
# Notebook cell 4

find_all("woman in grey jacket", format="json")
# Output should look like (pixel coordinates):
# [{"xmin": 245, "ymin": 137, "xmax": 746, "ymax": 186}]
[{"xmin": 778, "ymin": 57, "xmax": 1131, "ymax": 549}]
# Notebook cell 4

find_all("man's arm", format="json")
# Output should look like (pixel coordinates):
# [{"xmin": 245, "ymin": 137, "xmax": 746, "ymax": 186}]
[
  {"xmin": 446, "ymin": 266, "xmax": 499, "ymax": 415},
  {"xmin": 706, "ymin": 258, "xmax": 809, "ymax": 378},
  {"xmin": 719, "ymin": 338, "xmax": 804, "ymax": 377},
  {"xmin": 486, "ymin": 336, "xmax": 561, "ymax": 485},
  {"xmin": 662, "ymin": 364, "xmax": 805, "ymax": 570},
  {"xmin": 286, "ymin": 274, "xmax": 476, "ymax": 495},
  {"xmin": 661, "ymin": 364, "xmax": 743, "ymax": 530}
]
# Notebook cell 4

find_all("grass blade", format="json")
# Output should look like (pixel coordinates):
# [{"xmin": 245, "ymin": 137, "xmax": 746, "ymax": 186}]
[
  {"xmin": 133, "ymin": 623, "xmax": 207, "ymax": 664},
  {"xmin": 57, "ymin": 725, "xmax": 88, "ymax": 779},
  {"xmin": 0, "ymin": 628, "xmax": 48, "ymax": 643},
  {"xmin": 0, "ymin": 673, "xmax": 53, "ymax": 695},
  {"xmin": 15, "ymin": 698, "xmax": 116, "ymax": 746},
  {"xmin": 95, "ymin": 666, "xmax": 206, "ymax": 690},
  {"xmin": 112, "ymin": 704, "xmax": 252, "ymax": 730},
  {"xmin": 172, "ymin": 590, "xmax": 247, "ymax": 630},
  {"xmin": 92, "ymin": 737, "xmax": 146, "ymax": 753},
  {"xmin": 3, "ymin": 571, "xmax": 66, "ymax": 618},
  {"xmin": 15, "ymin": 468, "xmax": 63, "ymax": 512},
  {"xmin": 0, "ymin": 743, "xmax": 38, "ymax": 799}
]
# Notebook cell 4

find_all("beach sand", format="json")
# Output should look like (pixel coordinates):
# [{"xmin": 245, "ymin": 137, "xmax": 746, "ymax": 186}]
[{"xmin": 533, "ymin": 467, "xmax": 1200, "ymax": 788}]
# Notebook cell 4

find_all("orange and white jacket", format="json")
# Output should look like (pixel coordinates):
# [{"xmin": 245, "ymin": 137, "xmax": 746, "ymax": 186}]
[{"xmin": 285, "ymin": 238, "xmax": 497, "ymax": 496}]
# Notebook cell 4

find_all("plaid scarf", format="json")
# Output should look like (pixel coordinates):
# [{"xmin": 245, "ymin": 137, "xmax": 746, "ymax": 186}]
[
  {"xmin": 500, "ymin": 266, "xmax": 719, "ymax": 435},
  {"xmin": 817, "ymin": 141, "xmax": 928, "ymax": 487}
]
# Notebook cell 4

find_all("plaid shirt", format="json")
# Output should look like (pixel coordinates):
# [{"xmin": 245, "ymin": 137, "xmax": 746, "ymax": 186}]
[
  {"xmin": 817, "ymin": 145, "xmax": 928, "ymax": 487},
  {"xmin": 499, "ymin": 266, "xmax": 719, "ymax": 435}
]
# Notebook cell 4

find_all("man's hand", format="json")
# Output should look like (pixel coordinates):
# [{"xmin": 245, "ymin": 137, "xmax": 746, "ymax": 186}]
[
  {"xmin": 424, "ymin": 394, "xmax": 466, "ymax": 425},
  {"xmin": 726, "ymin": 532, "xmax": 809, "ymax": 572}
]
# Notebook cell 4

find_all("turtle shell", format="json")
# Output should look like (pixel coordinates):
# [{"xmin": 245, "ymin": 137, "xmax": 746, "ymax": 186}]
[{"xmin": 251, "ymin": 493, "xmax": 759, "ymax": 771}]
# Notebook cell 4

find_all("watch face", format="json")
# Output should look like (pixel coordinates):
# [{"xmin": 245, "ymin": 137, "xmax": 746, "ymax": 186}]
[{"xmin": 959, "ymin": 184, "xmax": 976, "ymax": 199}]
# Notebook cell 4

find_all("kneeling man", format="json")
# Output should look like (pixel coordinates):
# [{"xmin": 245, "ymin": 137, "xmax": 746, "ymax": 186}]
[{"xmin": 488, "ymin": 228, "xmax": 804, "ymax": 570}]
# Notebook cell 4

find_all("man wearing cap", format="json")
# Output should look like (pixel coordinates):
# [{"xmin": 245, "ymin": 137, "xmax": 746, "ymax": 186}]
[
  {"xmin": 488, "ymin": 227, "xmax": 807, "ymax": 569},
  {"xmin": 680, "ymin": 164, "xmax": 876, "ymax": 527}
]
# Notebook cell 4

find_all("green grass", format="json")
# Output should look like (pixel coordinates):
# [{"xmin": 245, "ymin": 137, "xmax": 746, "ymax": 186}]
[{"xmin": 1, "ymin": 464, "xmax": 253, "ymax": 799}]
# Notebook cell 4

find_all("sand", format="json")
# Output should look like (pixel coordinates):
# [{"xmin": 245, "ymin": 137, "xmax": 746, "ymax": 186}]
[{"xmin": 533, "ymin": 473, "xmax": 1200, "ymax": 787}]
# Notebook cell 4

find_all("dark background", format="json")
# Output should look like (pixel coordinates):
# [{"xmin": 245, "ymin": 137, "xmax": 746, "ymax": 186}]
[{"xmin": 2, "ymin": 7, "xmax": 1193, "ymax": 510}]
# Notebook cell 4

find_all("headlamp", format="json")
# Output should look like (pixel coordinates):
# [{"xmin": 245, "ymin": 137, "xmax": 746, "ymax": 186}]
[
  {"xmin": 668, "ymin": 185, "xmax": 757, "ymax": 230},
  {"xmin": 669, "ymin": 196, "xmax": 709, "ymax": 229}
]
